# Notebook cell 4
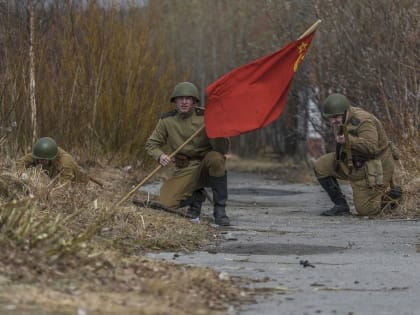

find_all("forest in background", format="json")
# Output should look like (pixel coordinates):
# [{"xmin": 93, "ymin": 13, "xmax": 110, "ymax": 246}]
[{"xmin": 0, "ymin": 0, "xmax": 418, "ymax": 165}]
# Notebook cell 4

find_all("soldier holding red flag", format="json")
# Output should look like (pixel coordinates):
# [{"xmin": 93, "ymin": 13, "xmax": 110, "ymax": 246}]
[{"xmin": 145, "ymin": 82, "xmax": 231, "ymax": 226}]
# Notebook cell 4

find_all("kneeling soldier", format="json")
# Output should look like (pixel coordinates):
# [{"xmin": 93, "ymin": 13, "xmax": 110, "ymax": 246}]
[
  {"xmin": 145, "ymin": 82, "xmax": 231, "ymax": 226},
  {"xmin": 314, "ymin": 93, "xmax": 401, "ymax": 216}
]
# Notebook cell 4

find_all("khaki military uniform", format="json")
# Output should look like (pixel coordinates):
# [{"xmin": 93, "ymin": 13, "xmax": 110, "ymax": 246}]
[
  {"xmin": 314, "ymin": 106, "xmax": 395, "ymax": 216},
  {"xmin": 16, "ymin": 147, "xmax": 87, "ymax": 183},
  {"xmin": 145, "ymin": 108, "xmax": 229, "ymax": 208}
]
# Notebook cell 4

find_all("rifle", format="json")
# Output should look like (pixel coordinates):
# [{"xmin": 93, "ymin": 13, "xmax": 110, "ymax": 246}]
[
  {"xmin": 335, "ymin": 110, "xmax": 352, "ymax": 175},
  {"xmin": 341, "ymin": 110, "xmax": 353, "ymax": 174},
  {"xmin": 132, "ymin": 198, "xmax": 192, "ymax": 218},
  {"xmin": 88, "ymin": 175, "xmax": 104, "ymax": 188},
  {"xmin": 335, "ymin": 127, "xmax": 342, "ymax": 161}
]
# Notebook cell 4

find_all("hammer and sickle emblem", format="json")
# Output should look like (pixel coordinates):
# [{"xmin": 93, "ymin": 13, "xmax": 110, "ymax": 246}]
[{"xmin": 293, "ymin": 41, "xmax": 308, "ymax": 72}]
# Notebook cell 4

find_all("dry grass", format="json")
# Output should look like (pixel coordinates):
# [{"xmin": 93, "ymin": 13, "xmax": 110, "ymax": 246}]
[
  {"xmin": 0, "ymin": 163, "xmax": 250, "ymax": 314},
  {"xmin": 226, "ymin": 154, "xmax": 316, "ymax": 183},
  {"xmin": 385, "ymin": 141, "xmax": 420, "ymax": 218},
  {"xmin": 0, "ymin": 147, "xmax": 417, "ymax": 313}
]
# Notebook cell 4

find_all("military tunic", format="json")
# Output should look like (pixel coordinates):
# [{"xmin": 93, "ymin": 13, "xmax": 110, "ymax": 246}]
[
  {"xmin": 16, "ymin": 147, "xmax": 87, "ymax": 183},
  {"xmin": 145, "ymin": 108, "xmax": 229, "ymax": 208},
  {"xmin": 314, "ymin": 106, "xmax": 395, "ymax": 216}
]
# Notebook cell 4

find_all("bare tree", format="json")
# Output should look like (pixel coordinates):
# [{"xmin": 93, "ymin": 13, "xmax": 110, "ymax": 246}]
[
  {"xmin": 28, "ymin": 0, "xmax": 37, "ymax": 143},
  {"xmin": 1, "ymin": 0, "xmax": 417, "ymax": 164}
]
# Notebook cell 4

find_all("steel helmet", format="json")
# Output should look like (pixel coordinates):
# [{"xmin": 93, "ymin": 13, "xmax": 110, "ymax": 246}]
[
  {"xmin": 32, "ymin": 137, "xmax": 58, "ymax": 160},
  {"xmin": 170, "ymin": 82, "xmax": 200, "ymax": 103},
  {"xmin": 322, "ymin": 93, "xmax": 351, "ymax": 117}
]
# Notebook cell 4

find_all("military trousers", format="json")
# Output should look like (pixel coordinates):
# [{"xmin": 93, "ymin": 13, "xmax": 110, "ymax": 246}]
[
  {"xmin": 313, "ymin": 149, "xmax": 394, "ymax": 216},
  {"xmin": 159, "ymin": 151, "xmax": 226, "ymax": 208}
]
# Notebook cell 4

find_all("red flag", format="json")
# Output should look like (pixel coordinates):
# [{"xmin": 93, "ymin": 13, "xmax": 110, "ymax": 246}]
[{"xmin": 205, "ymin": 31, "xmax": 316, "ymax": 138}]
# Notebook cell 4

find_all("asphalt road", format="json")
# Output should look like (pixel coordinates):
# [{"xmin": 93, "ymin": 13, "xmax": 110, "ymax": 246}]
[{"xmin": 146, "ymin": 171, "xmax": 420, "ymax": 315}]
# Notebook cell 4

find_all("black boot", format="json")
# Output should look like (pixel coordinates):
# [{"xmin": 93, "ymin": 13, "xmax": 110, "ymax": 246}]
[
  {"xmin": 183, "ymin": 189, "xmax": 206, "ymax": 219},
  {"xmin": 208, "ymin": 173, "xmax": 230, "ymax": 226},
  {"xmin": 318, "ymin": 177, "xmax": 350, "ymax": 216}
]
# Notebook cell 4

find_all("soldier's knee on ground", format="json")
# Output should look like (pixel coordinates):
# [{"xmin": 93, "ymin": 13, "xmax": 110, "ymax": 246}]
[{"xmin": 354, "ymin": 198, "xmax": 382, "ymax": 216}]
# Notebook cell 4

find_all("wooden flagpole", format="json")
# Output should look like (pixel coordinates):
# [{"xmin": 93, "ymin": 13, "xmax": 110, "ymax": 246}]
[
  {"xmin": 115, "ymin": 21, "xmax": 321, "ymax": 208},
  {"xmin": 298, "ymin": 19, "xmax": 322, "ymax": 39},
  {"xmin": 115, "ymin": 125, "xmax": 205, "ymax": 207}
]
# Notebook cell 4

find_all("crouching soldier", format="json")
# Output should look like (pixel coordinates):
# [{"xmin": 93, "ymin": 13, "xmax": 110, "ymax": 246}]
[
  {"xmin": 144, "ymin": 82, "xmax": 231, "ymax": 226},
  {"xmin": 313, "ymin": 93, "xmax": 401, "ymax": 216},
  {"xmin": 16, "ymin": 137, "xmax": 88, "ymax": 183}
]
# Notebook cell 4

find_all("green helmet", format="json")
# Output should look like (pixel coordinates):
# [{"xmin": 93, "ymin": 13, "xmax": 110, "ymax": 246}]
[
  {"xmin": 170, "ymin": 82, "xmax": 200, "ymax": 103},
  {"xmin": 322, "ymin": 93, "xmax": 351, "ymax": 117},
  {"xmin": 32, "ymin": 137, "xmax": 58, "ymax": 160}
]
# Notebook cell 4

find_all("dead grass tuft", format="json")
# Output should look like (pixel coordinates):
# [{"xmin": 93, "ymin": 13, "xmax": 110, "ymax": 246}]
[
  {"xmin": 378, "ymin": 138, "xmax": 419, "ymax": 218},
  {"xmin": 0, "ymin": 165, "xmax": 250, "ymax": 314}
]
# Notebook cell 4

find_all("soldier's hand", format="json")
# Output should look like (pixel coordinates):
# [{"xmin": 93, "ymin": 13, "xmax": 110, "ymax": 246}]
[
  {"xmin": 159, "ymin": 154, "xmax": 172, "ymax": 166},
  {"xmin": 336, "ymin": 134, "xmax": 345, "ymax": 144}
]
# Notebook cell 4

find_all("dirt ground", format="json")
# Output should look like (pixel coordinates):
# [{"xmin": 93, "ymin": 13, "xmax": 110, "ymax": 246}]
[
  {"xmin": 0, "ymin": 154, "xmax": 418, "ymax": 315},
  {"xmin": 0, "ymin": 162, "xmax": 253, "ymax": 315}
]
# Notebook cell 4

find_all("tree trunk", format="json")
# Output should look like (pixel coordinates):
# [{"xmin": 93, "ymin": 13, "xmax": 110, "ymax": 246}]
[{"xmin": 29, "ymin": 0, "xmax": 37, "ymax": 143}]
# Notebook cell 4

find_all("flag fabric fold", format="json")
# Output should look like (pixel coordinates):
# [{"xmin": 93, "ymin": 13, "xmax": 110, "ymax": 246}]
[{"xmin": 205, "ymin": 31, "xmax": 316, "ymax": 138}]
